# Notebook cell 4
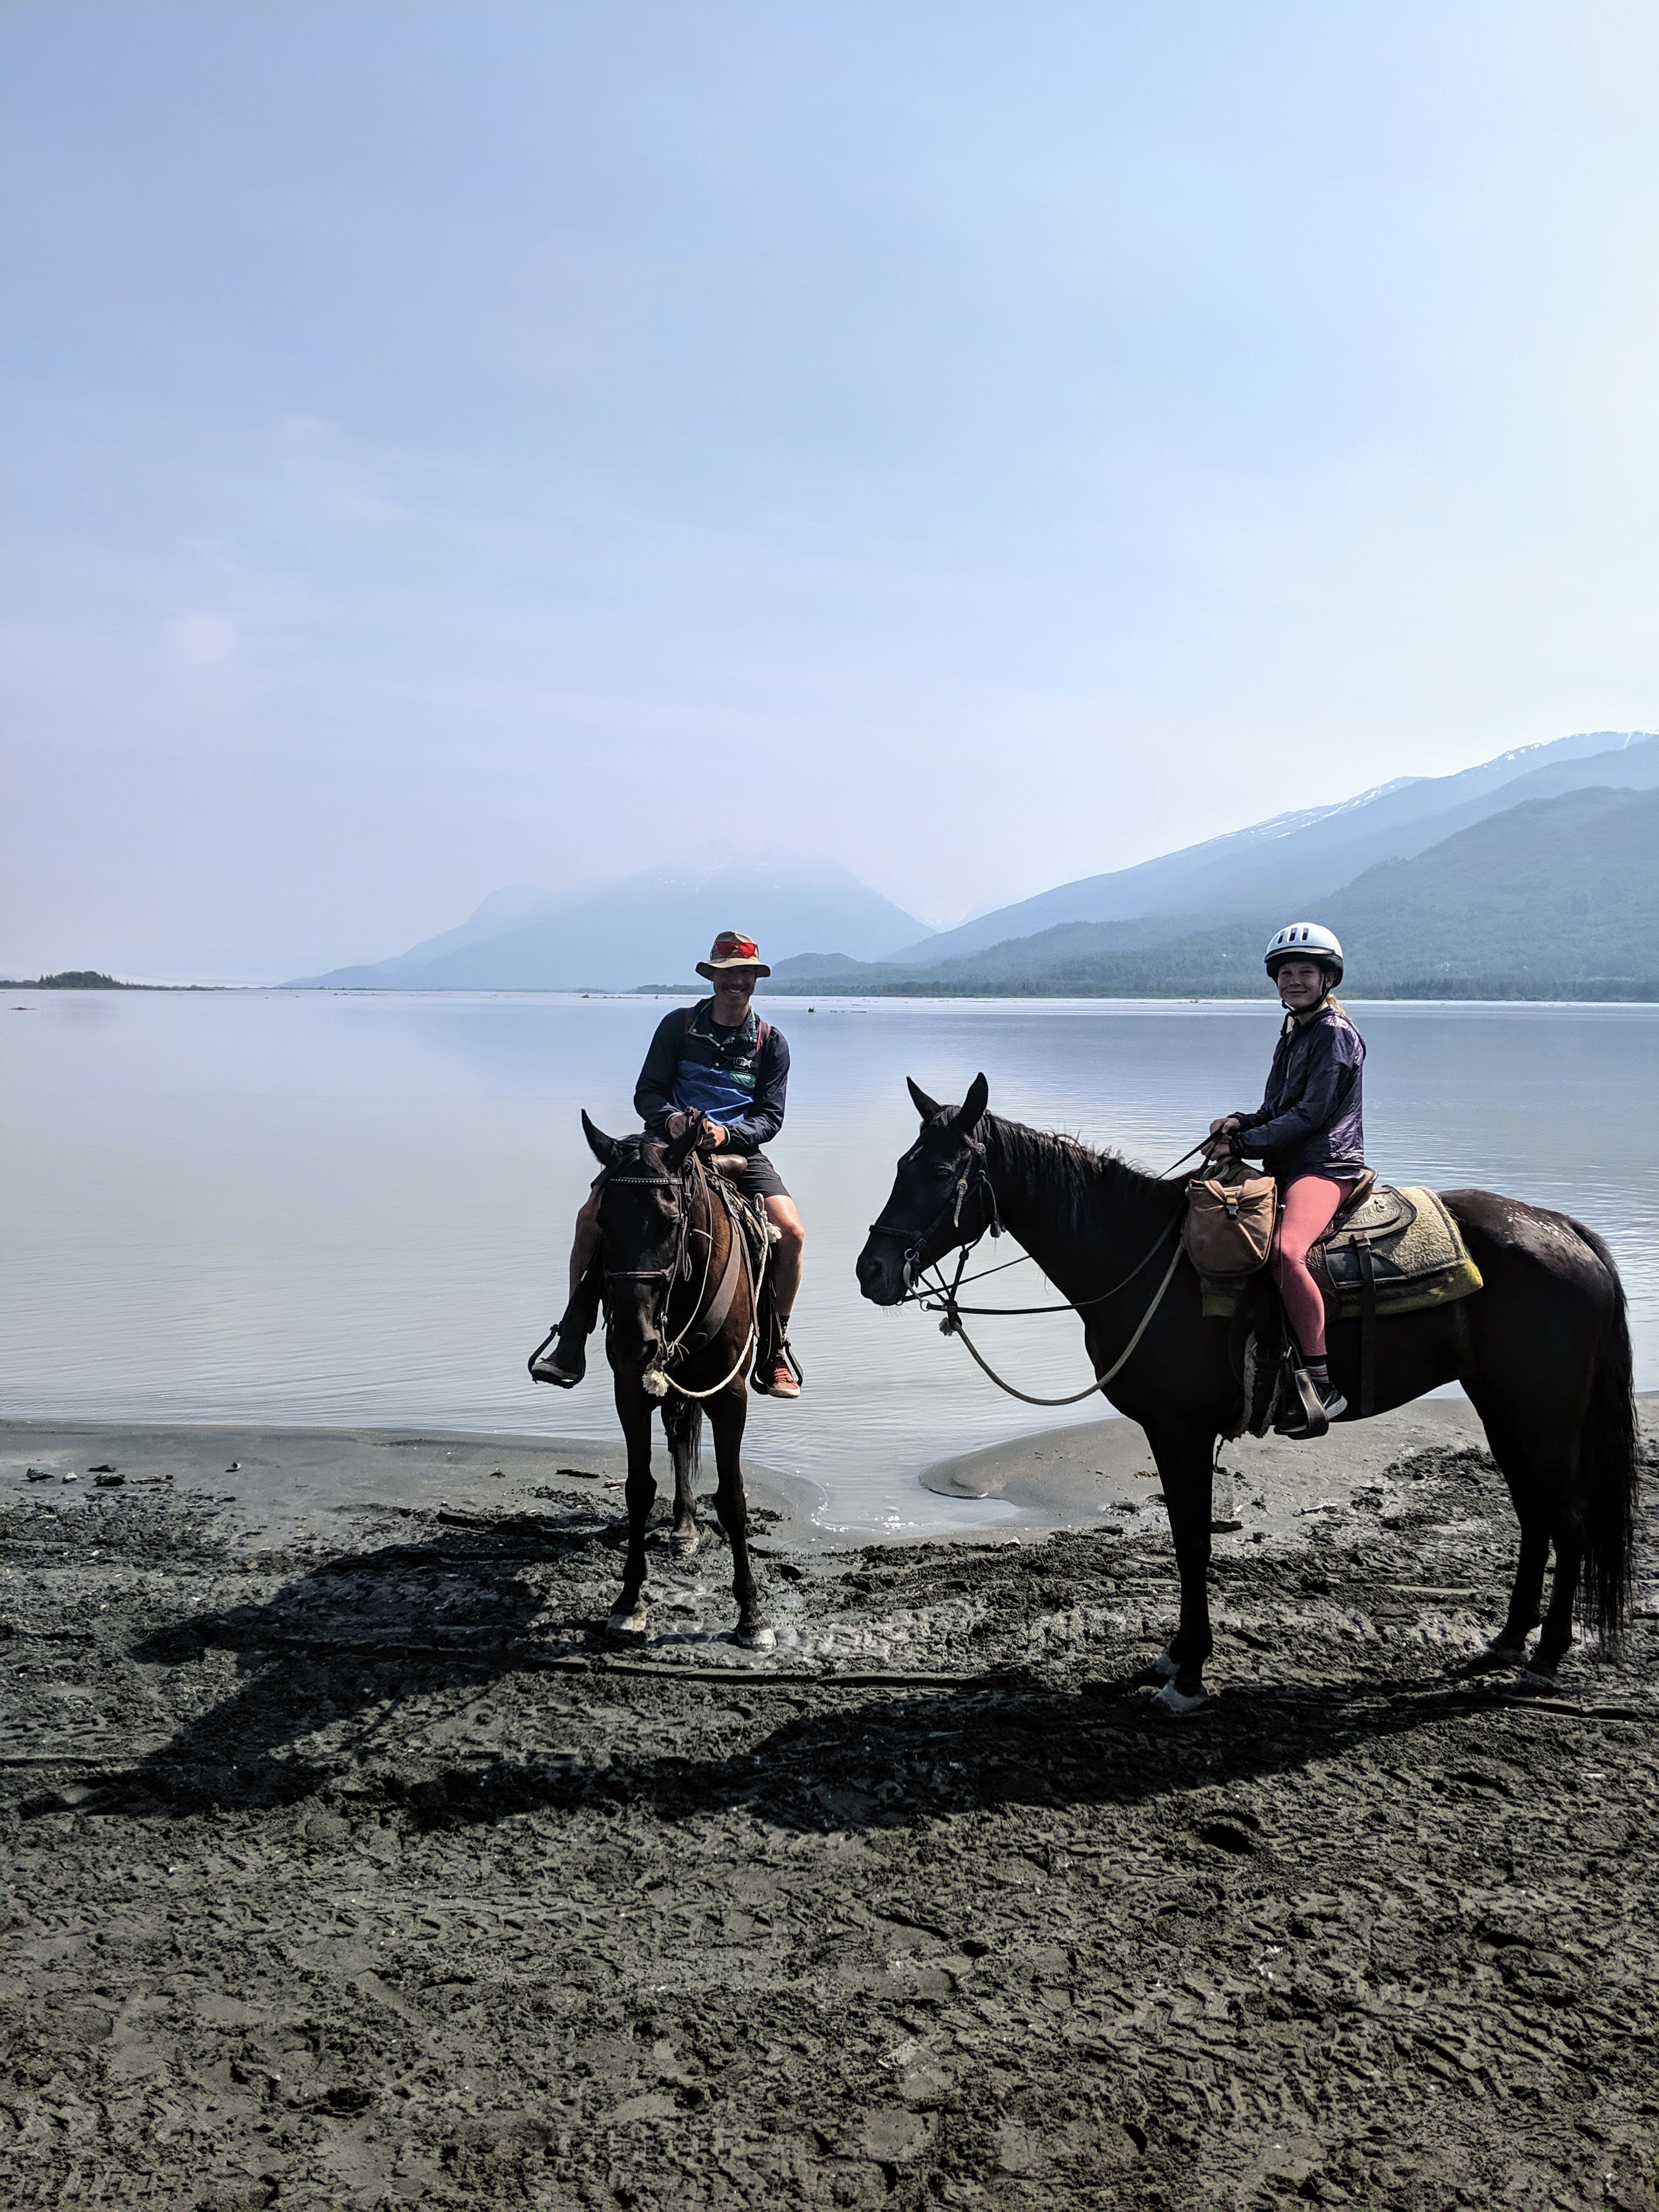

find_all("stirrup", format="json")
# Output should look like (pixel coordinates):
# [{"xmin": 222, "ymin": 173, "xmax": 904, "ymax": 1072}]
[
  {"xmin": 751, "ymin": 1338, "xmax": 803, "ymax": 1398},
  {"xmin": 1274, "ymin": 1366, "xmax": 1344, "ymax": 1439},
  {"xmin": 528, "ymin": 1324, "xmax": 585, "ymax": 1389}
]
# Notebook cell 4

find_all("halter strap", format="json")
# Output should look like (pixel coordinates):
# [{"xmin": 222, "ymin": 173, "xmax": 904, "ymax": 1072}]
[{"xmin": 865, "ymin": 1138, "xmax": 1001, "ymax": 1285}]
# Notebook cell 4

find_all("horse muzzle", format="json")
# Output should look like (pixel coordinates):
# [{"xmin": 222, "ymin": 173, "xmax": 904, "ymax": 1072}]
[{"xmin": 855, "ymin": 1235, "xmax": 910, "ymax": 1307}]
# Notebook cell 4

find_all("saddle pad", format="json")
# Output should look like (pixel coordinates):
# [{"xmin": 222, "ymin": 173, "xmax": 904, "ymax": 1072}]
[{"xmin": 1312, "ymin": 1184, "xmax": 1483, "ymax": 1319}]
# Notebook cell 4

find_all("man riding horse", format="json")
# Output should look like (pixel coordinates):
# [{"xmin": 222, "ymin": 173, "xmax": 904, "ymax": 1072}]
[{"xmin": 531, "ymin": 930, "xmax": 806, "ymax": 1397}]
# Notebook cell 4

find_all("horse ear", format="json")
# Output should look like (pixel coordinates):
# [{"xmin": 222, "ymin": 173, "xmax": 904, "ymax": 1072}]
[
  {"xmin": 907, "ymin": 1077, "xmax": 944, "ymax": 1120},
  {"xmin": 952, "ymin": 1072, "xmax": 990, "ymax": 1136},
  {"xmin": 582, "ymin": 1110, "xmax": 620, "ymax": 1167}
]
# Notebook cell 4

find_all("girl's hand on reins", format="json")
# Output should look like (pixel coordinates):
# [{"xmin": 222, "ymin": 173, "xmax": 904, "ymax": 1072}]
[{"xmin": 1203, "ymin": 1116, "xmax": 1240, "ymax": 1159}]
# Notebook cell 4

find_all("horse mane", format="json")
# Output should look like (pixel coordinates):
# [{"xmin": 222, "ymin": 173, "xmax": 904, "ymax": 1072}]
[{"xmin": 982, "ymin": 1113, "xmax": 1180, "ymax": 1242}]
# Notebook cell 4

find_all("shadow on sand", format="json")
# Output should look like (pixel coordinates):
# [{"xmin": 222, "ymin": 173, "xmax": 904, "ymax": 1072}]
[{"xmin": 33, "ymin": 1497, "xmax": 1558, "ymax": 1842}]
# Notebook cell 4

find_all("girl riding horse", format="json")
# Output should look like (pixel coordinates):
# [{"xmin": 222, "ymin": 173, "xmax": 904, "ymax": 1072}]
[{"xmin": 1209, "ymin": 922, "xmax": 1362, "ymax": 1437}]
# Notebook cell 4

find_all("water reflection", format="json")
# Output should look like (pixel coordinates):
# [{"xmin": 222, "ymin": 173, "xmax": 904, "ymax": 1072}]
[{"xmin": 2, "ymin": 991, "xmax": 1654, "ymax": 1528}]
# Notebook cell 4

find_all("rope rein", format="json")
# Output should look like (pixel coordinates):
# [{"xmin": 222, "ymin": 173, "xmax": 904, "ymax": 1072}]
[
  {"xmin": 930, "ymin": 1236, "xmax": 1184, "ymax": 1407},
  {"xmin": 876, "ymin": 1132, "xmax": 1206, "ymax": 1409},
  {"xmin": 659, "ymin": 1178, "xmax": 768, "ymax": 1401},
  {"xmin": 601, "ymin": 1148, "xmax": 767, "ymax": 1401}
]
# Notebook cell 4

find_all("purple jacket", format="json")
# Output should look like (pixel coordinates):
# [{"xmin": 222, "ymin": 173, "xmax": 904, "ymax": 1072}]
[{"xmin": 1233, "ymin": 1002, "xmax": 1366, "ymax": 1182}]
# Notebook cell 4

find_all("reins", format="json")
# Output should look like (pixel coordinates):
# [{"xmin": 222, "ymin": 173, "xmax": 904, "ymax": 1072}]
[
  {"xmin": 601, "ymin": 1156, "xmax": 765, "ymax": 1400},
  {"xmin": 870, "ymin": 1133, "xmax": 1207, "ymax": 1409}
]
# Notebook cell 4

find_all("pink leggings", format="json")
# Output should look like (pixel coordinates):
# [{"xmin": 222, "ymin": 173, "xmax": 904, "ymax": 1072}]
[{"xmin": 1272, "ymin": 1174, "xmax": 1357, "ymax": 1362}]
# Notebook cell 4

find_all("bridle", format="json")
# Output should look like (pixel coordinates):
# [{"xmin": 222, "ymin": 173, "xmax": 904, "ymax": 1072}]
[
  {"xmin": 864, "ymin": 1134, "xmax": 1003, "ymax": 1291},
  {"xmin": 867, "ymin": 1126, "xmax": 1206, "ymax": 1408},
  {"xmin": 599, "ymin": 1155, "xmax": 764, "ymax": 1398},
  {"xmin": 601, "ymin": 1171, "xmax": 697, "ymax": 1285}
]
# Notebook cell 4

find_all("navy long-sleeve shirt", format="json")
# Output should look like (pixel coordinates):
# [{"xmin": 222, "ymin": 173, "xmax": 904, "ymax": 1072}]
[
  {"xmin": 633, "ymin": 1001, "xmax": 791, "ymax": 1156},
  {"xmin": 1233, "ymin": 1002, "xmax": 1366, "ymax": 1181}
]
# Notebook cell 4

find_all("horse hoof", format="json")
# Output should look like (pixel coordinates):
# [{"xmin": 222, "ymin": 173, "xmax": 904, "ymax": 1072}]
[
  {"xmin": 1153, "ymin": 1680, "xmax": 1209, "ymax": 1716},
  {"xmin": 1457, "ymin": 1639, "xmax": 1526, "ymax": 1677},
  {"xmin": 607, "ymin": 1610, "xmax": 648, "ymax": 1642},
  {"xmin": 670, "ymin": 1528, "xmax": 702, "ymax": 1560},
  {"xmin": 1152, "ymin": 1647, "xmax": 1180, "ymax": 1681},
  {"xmin": 736, "ymin": 1624, "xmax": 776, "ymax": 1652}
]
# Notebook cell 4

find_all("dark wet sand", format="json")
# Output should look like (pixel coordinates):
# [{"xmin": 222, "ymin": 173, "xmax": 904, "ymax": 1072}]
[{"xmin": 2, "ymin": 1410, "xmax": 1654, "ymax": 2211}]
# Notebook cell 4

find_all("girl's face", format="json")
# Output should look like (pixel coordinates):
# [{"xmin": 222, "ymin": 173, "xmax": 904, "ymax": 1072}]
[{"xmin": 1275, "ymin": 958, "xmax": 1327, "ymax": 1011}]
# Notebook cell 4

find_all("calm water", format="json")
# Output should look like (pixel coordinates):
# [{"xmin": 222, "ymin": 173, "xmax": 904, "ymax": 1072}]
[{"xmin": 3, "ymin": 991, "xmax": 1656, "ymax": 1530}]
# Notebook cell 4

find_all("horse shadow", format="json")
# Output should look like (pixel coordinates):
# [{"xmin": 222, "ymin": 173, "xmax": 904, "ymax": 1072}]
[
  {"xmin": 76, "ymin": 1503, "xmax": 637, "ymax": 1818},
  {"xmin": 61, "ymin": 1496, "xmax": 1535, "ymax": 1836},
  {"xmin": 403, "ymin": 1667, "xmax": 1538, "ymax": 1839}
]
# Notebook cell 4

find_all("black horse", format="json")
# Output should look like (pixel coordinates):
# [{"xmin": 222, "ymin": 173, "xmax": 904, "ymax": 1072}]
[
  {"xmin": 580, "ymin": 1113, "xmax": 773, "ymax": 1650},
  {"xmin": 858, "ymin": 1074, "xmax": 1638, "ymax": 1711}
]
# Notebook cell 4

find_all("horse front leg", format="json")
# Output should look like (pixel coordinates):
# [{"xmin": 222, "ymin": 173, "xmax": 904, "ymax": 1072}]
[
  {"xmin": 665, "ymin": 1398, "xmax": 704, "ymax": 1560},
  {"xmin": 1144, "ymin": 1425, "xmax": 1216, "ymax": 1713},
  {"xmin": 708, "ymin": 1386, "xmax": 773, "ymax": 1652},
  {"xmin": 608, "ymin": 1378, "xmax": 657, "ymax": 1641}
]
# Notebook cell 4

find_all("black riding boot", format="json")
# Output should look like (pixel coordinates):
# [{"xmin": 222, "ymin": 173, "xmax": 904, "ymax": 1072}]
[
  {"xmin": 1274, "ymin": 1361, "xmax": 1347, "ymax": 1439},
  {"xmin": 529, "ymin": 1256, "xmax": 603, "ymax": 1389}
]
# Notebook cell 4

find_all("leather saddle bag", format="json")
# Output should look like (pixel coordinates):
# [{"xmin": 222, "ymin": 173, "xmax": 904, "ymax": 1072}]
[{"xmin": 1183, "ymin": 1172, "xmax": 1278, "ymax": 1282}]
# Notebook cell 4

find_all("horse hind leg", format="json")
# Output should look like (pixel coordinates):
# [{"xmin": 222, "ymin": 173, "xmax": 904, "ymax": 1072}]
[
  {"xmin": 1459, "ymin": 1404, "xmax": 1559, "ymax": 1675},
  {"xmin": 1457, "ymin": 1515, "xmax": 1548, "ymax": 1675},
  {"xmin": 665, "ymin": 1399, "xmax": 704, "ymax": 1559},
  {"xmin": 1523, "ymin": 1533, "xmax": 1583, "ymax": 1686}
]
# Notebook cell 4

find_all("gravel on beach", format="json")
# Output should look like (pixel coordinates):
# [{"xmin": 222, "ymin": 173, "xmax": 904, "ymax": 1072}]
[{"xmin": 1, "ymin": 1418, "xmax": 1655, "ymax": 2212}]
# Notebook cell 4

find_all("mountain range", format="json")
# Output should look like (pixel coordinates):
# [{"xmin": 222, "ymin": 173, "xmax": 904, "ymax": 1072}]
[
  {"xmin": 291, "ymin": 729, "xmax": 1659, "ymax": 999},
  {"xmin": 779, "ymin": 783, "xmax": 1659, "ymax": 1000},
  {"xmin": 866, "ymin": 729, "xmax": 1659, "ymax": 970},
  {"xmin": 771, "ymin": 731, "xmax": 1659, "ymax": 998},
  {"xmin": 292, "ymin": 861, "xmax": 931, "ymax": 992}
]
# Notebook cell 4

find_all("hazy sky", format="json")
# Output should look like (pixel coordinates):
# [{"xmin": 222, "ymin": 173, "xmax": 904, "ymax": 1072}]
[{"xmin": 3, "ymin": 2, "xmax": 1656, "ymax": 978}]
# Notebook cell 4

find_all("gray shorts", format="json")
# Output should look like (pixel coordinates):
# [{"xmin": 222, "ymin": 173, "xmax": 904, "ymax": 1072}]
[{"xmin": 719, "ymin": 1150, "xmax": 790, "ymax": 1201}]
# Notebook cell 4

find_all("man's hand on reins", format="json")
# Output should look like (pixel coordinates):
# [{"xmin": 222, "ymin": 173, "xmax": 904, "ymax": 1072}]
[{"xmin": 665, "ymin": 1110, "xmax": 727, "ymax": 1149}]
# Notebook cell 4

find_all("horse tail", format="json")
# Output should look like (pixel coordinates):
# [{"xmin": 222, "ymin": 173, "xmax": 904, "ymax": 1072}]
[{"xmin": 1566, "ymin": 1216, "xmax": 1639, "ymax": 1645}]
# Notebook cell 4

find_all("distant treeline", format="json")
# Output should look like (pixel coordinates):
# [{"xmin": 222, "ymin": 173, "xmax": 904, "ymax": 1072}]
[
  {"xmin": 764, "ymin": 973, "xmax": 1659, "ymax": 1002},
  {"xmin": 0, "ymin": 970, "xmax": 139, "ymax": 990}
]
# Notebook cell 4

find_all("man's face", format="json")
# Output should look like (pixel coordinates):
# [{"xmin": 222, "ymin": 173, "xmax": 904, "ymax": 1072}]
[
  {"xmin": 1275, "ymin": 959, "xmax": 1326, "ymax": 1010},
  {"xmin": 711, "ymin": 968, "xmax": 759, "ymax": 1021}
]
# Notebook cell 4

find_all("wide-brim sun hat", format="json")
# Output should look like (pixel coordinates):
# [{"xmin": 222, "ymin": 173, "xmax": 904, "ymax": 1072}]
[
  {"xmin": 1263, "ymin": 922, "xmax": 1344, "ymax": 985},
  {"xmin": 696, "ymin": 930, "xmax": 771, "ymax": 981}
]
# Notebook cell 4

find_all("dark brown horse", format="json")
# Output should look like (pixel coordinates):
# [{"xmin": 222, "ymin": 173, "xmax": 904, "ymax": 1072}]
[
  {"xmin": 858, "ymin": 1074, "xmax": 1638, "ymax": 1712},
  {"xmin": 580, "ymin": 1111, "xmax": 773, "ymax": 1650}
]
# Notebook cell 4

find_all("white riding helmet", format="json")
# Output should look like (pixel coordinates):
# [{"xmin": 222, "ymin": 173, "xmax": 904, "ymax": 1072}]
[{"xmin": 1264, "ymin": 922, "xmax": 1344, "ymax": 984}]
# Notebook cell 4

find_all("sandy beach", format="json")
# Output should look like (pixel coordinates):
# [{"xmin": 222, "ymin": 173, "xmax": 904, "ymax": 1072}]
[{"xmin": 2, "ymin": 1409, "xmax": 1654, "ymax": 2210}]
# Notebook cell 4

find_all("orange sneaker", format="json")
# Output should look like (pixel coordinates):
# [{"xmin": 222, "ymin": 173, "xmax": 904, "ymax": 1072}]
[{"xmin": 753, "ymin": 1348, "xmax": 801, "ymax": 1398}]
